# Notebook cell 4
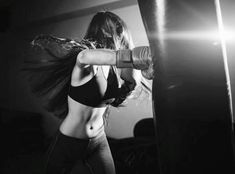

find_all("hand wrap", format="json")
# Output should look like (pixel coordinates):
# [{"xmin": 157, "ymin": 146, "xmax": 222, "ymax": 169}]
[{"xmin": 116, "ymin": 49, "xmax": 133, "ymax": 68}]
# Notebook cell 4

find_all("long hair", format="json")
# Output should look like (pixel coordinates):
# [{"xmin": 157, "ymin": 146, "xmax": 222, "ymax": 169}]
[
  {"xmin": 84, "ymin": 11, "xmax": 151, "ymax": 107},
  {"xmin": 23, "ymin": 35, "xmax": 96, "ymax": 119},
  {"xmin": 24, "ymin": 11, "xmax": 150, "ymax": 119},
  {"xmin": 84, "ymin": 11, "xmax": 132, "ymax": 50}
]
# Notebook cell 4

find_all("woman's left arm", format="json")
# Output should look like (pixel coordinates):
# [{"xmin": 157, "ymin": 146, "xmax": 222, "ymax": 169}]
[{"xmin": 120, "ymin": 68, "xmax": 141, "ymax": 92}]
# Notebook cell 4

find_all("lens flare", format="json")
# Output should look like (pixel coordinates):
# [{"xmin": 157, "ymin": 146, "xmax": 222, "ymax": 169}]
[
  {"xmin": 152, "ymin": 28, "xmax": 235, "ymax": 42},
  {"xmin": 215, "ymin": 0, "xmax": 233, "ymax": 117}
]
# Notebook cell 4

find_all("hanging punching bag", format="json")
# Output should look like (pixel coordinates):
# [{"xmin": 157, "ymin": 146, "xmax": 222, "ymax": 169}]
[{"xmin": 137, "ymin": 0, "xmax": 235, "ymax": 173}]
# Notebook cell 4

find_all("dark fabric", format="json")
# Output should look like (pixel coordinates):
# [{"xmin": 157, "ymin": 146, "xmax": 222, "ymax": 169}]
[
  {"xmin": 45, "ymin": 131, "xmax": 89, "ymax": 174},
  {"xmin": 68, "ymin": 66, "xmax": 119, "ymax": 107},
  {"xmin": 109, "ymin": 137, "xmax": 159, "ymax": 174},
  {"xmin": 23, "ymin": 35, "xmax": 97, "ymax": 119},
  {"xmin": 45, "ymin": 130, "xmax": 115, "ymax": 174},
  {"xmin": 133, "ymin": 118, "xmax": 155, "ymax": 138}
]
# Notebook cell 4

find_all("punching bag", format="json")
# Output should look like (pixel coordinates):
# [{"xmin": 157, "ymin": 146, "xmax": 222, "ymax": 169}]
[{"xmin": 137, "ymin": 0, "xmax": 235, "ymax": 173}]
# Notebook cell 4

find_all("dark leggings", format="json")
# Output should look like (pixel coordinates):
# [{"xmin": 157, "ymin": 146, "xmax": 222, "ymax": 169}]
[{"xmin": 45, "ymin": 130, "xmax": 115, "ymax": 174}]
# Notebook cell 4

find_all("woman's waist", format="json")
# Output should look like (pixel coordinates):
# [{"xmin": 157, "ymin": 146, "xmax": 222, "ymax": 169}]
[
  {"xmin": 59, "ymin": 124, "xmax": 105, "ymax": 139},
  {"xmin": 60, "ymin": 111, "xmax": 105, "ymax": 139}
]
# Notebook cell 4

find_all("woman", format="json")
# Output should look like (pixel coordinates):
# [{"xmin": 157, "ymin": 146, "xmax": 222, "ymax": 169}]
[{"xmin": 25, "ymin": 11, "xmax": 152, "ymax": 174}]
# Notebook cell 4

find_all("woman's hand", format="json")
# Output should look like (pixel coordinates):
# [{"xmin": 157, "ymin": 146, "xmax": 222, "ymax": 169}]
[{"xmin": 120, "ymin": 68, "xmax": 140, "ymax": 91}]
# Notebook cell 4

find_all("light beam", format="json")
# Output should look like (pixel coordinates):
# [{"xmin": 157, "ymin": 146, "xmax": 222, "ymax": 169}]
[{"xmin": 215, "ymin": 0, "xmax": 234, "ymax": 118}]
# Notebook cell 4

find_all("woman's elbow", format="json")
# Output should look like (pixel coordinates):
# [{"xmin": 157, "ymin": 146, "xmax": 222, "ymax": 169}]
[{"xmin": 77, "ymin": 49, "xmax": 88, "ymax": 65}]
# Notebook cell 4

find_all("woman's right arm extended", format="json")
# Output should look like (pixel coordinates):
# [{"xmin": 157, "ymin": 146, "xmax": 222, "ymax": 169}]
[
  {"xmin": 77, "ymin": 47, "xmax": 153, "ymax": 79},
  {"xmin": 77, "ymin": 47, "xmax": 152, "ymax": 68}
]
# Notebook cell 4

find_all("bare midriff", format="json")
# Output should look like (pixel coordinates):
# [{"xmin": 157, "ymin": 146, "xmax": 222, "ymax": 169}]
[{"xmin": 59, "ymin": 96, "xmax": 107, "ymax": 139}]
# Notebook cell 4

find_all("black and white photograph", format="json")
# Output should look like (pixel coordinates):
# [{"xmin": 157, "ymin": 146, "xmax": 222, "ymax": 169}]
[{"xmin": 0, "ymin": 0, "xmax": 235, "ymax": 174}]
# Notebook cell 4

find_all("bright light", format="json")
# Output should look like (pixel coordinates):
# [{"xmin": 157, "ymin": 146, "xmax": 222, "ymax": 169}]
[
  {"xmin": 215, "ymin": 0, "xmax": 233, "ymax": 118},
  {"xmin": 219, "ymin": 27, "xmax": 235, "ymax": 42},
  {"xmin": 155, "ymin": 28, "xmax": 235, "ymax": 42},
  {"xmin": 156, "ymin": 0, "xmax": 166, "ymax": 55}
]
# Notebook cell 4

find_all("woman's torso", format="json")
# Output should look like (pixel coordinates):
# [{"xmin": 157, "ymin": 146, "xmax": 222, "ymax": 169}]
[{"xmin": 60, "ymin": 65, "xmax": 121, "ymax": 139}]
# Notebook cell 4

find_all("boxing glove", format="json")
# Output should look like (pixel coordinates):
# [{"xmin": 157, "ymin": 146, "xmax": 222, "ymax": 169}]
[{"xmin": 116, "ymin": 46, "xmax": 154, "ymax": 79}]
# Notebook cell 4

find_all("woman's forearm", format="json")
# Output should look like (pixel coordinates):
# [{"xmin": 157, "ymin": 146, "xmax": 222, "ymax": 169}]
[{"xmin": 77, "ymin": 49, "xmax": 117, "ymax": 66}]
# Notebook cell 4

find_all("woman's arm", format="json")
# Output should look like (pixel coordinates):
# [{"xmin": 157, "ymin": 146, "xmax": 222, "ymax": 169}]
[
  {"xmin": 76, "ymin": 49, "xmax": 117, "ymax": 66},
  {"xmin": 76, "ymin": 47, "xmax": 151, "ymax": 68},
  {"xmin": 77, "ymin": 47, "xmax": 153, "ymax": 79},
  {"xmin": 120, "ymin": 68, "xmax": 140, "ymax": 92}
]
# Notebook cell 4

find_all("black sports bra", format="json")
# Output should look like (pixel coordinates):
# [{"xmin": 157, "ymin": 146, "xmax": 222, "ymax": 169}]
[{"xmin": 68, "ymin": 66, "xmax": 120, "ymax": 107}]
